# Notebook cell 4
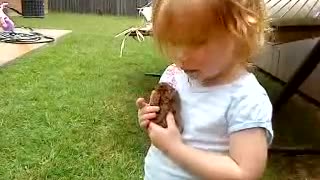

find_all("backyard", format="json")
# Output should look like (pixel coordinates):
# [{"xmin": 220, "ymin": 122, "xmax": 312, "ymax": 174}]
[{"xmin": 0, "ymin": 13, "xmax": 320, "ymax": 179}]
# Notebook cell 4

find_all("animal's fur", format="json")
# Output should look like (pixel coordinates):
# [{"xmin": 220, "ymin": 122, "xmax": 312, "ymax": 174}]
[{"xmin": 149, "ymin": 82, "xmax": 183, "ymax": 132}]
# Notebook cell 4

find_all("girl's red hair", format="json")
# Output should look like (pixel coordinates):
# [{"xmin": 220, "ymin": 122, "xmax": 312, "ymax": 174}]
[{"xmin": 152, "ymin": 0, "xmax": 268, "ymax": 65}]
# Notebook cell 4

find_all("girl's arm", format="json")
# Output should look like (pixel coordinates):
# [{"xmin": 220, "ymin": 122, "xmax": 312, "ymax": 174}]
[{"xmin": 166, "ymin": 128, "xmax": 268, "ymax": 180}]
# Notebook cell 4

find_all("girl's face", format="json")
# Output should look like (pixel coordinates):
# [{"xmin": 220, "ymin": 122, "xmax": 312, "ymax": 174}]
[{"xmin": 170, "ymin": 30, "xmax": 238, "ymax": 83}]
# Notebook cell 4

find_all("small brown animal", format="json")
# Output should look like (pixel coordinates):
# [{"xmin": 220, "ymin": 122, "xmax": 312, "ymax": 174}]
[{"xmin": 149, "ymin": 82, "xmax": 183, "ymax": 132}]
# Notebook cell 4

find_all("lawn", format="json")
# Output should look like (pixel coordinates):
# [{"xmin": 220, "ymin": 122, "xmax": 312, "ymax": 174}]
[{"xmin": 0, "ymin": 13, "xmax": 319, "ymax": 179}]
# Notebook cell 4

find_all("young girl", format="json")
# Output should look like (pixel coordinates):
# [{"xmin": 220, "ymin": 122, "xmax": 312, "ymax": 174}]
[{"xmin": 136, "ymin": 0, "xmax": 273, "ymax": 179}]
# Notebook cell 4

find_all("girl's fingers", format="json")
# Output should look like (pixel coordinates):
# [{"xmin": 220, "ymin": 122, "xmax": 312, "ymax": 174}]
[
  {"xmin": 137, "ymin": 96, "xmax": 159, "ymax": 130},
  {"xmin": 140, "ymin": 113, "xmax": 157, "ymax": 121},
  {"xmin": 140, "ymin": 120, "xmax": 150, "ymax": 129},
  {"xmin": 138, "ymin": 106, "xmax": 156, "ymax": 117},
  {"xmin": 141, "ymin": 106, "xmax": 160, "ymax": 114},
  {"xmin": 136, "ymin": 98, "xmax": 147, "ymax": 109},
  {"xmin": 150, "ymin": 90, "xmax": 156, "ymax": 100}
]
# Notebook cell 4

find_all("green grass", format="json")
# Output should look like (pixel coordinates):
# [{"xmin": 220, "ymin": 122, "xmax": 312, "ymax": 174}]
[
  {"xmin": 0, "ymin": 13, "xmax": 165, "ymax": 179},
  {"xmin": 0, "ymin": 13, "xmax": 319, "ymax": 179}
]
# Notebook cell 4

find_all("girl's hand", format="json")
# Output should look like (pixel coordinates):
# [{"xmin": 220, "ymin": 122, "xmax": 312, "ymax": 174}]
[
  {"xmin": 136, "ymin": 91, "xmax": 160, "ymax": 130},
  {"xmin": 147, "ymin": 112, "xmax": 183, "ymax": 154}
]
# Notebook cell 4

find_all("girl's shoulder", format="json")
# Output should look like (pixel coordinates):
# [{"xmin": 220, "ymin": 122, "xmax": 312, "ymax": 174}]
[
  {"xmin": 161, "ymin": 64, "xmax": 183, "ymax": 76},
  {"xmin": 159, "ymin": 64, "xmax": 184, "ymax": 89},
  {"xmin": 226, "ymin": 72, "xmax": 274, "ymax": 145}
]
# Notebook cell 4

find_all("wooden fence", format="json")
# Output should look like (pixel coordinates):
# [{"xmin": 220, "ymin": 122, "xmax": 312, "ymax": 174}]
[{"xmin": 48, "ymin": 0, "xmax": 151, "ymax": 16}]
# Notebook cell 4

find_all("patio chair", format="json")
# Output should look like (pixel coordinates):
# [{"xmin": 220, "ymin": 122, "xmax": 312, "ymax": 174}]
[
  {"xmin": 263, "ymin": 0, "xmax": 320, "ymax": 112},
  {"xmin": 258, "ymin": 0, "xmax": 320, "ymax": 155}
]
